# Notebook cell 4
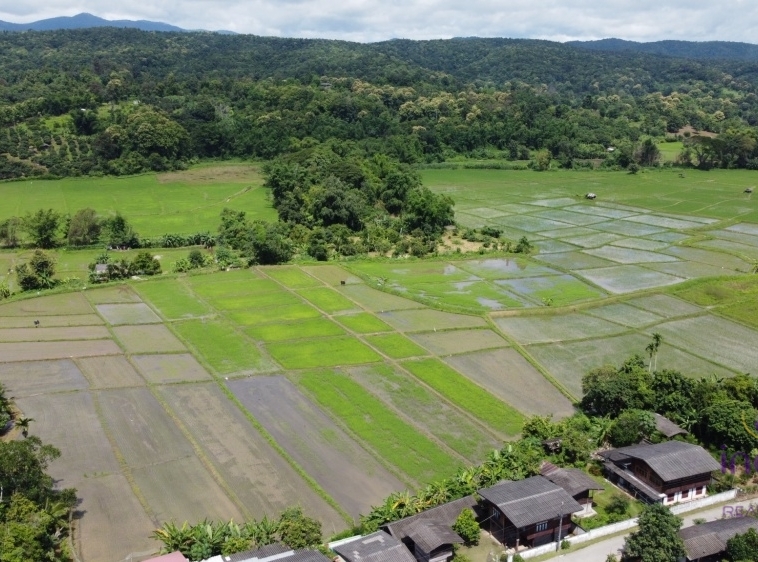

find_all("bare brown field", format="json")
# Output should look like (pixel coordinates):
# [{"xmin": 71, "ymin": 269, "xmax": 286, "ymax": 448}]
[
  {"xmin": 338, "ymin": 284, "xmax": 424, "ymax": 311},
  {"xmin": 96, "ymin": 387, "xmax": 194, "ymax": 468},
  {"xmin": 85, "ymin": 285, "xmax": 143, "ymax": 304},
  {"xmin": 14, "ymin": 392, "xmax": 120, "ymax": 485},
  {"xmin": 0, "ymin": 325, "xmax": 110, "ymax": 342},
  {"xmin": 131, "ymin": 354, "xmax": 212, "ymax": 384},
  {"xmin": 112, "ymin": 325, "xmax": 187, "ymax": 353},
  {"xmin": 74, "ymin": 474, "xmax": 158, "ymax": 562},
  {"xmin": 0, "ymin": 292, "xmax": 94, "ymax": 315},
  {"xmin": 378, "ymin": 309, "xmax": 487, "ymax": 332},
  {"xmin": 132, "ymin": 456, "xmax": 243, "ymax": 524},
  {"xmin": 157, "ymin": 164, "xmax": 261, "ymax": 184},
  {"xmin": 409, "ymin": 328, "xmax": 509, "ymax": 355},
  {"xmin": 96, "ymin": 303, "xmax": 162, "ymax": 325},
  {"xmin": 158, "ymin": 383, "xmax": 347, "ymax": 529},
  {"xmin": 445, "ymin": 349, "xmax": 575, "ymax": 418},
  {"xmin": 301, "ymin": 265, "xmax": 363, "ymax": 286},
  {"xmin": 0, "ymin": 360, "xmax": 87, "ymax": 398},
  {"xmin": 76, "ymin": 356, "xmax": 146, "ymax": 388},
  {"xmin": 0, "ymin": 314, "xmax": 103, "ymax": 328},
  {"xmin": 229, "ymin": 376, "xmax": 404, "ymax": 518},
  {"xmin": 0, "ymin": 339, "xmax": 121, "ymax": 362}
]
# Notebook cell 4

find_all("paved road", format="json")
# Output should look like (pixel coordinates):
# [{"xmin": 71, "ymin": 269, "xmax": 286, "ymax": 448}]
[{"xmin": 551, "ymin": 498, "xmax": 755, "ymax": 562}]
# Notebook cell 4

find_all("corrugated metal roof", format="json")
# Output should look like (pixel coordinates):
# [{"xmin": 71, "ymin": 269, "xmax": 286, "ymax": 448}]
[
  {"xmin": 540, "ymin": 462, "xmax": 604, "ymax": 497},
  {"xmin": 382, "ymin": 495, "xmax": 477, "ymax": 543},
  {"xmin": 332, "ymin": 531, "xmax": 416, "ymax": 562},
  {"xmin": 478, "ymin": 476, "xmax": 583, "ymax": 528},
  {"xmin": 600, "ymin": 441, "xmax": 720, "ymax": 482},
  {"xmin": 680, "ymin": 517, "xmax": 758, "ymax": 560},
  {"xmin": 406, "ymin": 520, "xmax": 463, "ymax": 553},
  {"xmin": 220, "ymin": 544, "xmax": 329, "ymax": 562},
  {"xmin": 654, "ymin": 414, "xmax": 688, "ymax": 438}
]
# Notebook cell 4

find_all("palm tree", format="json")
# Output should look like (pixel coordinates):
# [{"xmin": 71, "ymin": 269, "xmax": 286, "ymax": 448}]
[
  {"xmin": 652, "ymin": 333, "xmax": 663, "ymax": 370},
  {"xmin": 15, "ymin": 416, "xmax": 33, "ymax": 437},
  {"xmin": 646, "ymin": 342, "xmax": 655, "ymax": 373}
]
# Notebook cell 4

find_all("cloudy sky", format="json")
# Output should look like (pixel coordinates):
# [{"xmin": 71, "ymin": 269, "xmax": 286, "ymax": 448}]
[{"xmin": 1, "ymin": 0, "xmax": 756, "ymax": 43}]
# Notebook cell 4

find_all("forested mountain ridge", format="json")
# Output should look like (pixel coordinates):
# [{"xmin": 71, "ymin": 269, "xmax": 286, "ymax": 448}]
[
  {"xmin": 568, "ymin": 38, "xmax": 758, "ymax": 62},
  {"xmin": 0, "ymin": 12, "xmax": 185, "ymax": 32},
  {"xmin": 1, "ymin": 29, "xmax": 757, "ymax": 179}
]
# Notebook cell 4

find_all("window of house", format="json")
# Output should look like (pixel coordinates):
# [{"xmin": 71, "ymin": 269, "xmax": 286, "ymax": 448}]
[{"xmin": 535, "ymin": 521, "xmax": 548, "ymax": 532}]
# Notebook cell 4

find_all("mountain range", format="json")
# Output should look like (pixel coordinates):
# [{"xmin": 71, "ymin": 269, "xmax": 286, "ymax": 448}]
[
  {"xmin": 1, "ymin": 14, "xmax": 757, "ymax": 62},
  {"xmin": 0, "ymin": 12, "xmax": 235, "ymax": 34}
]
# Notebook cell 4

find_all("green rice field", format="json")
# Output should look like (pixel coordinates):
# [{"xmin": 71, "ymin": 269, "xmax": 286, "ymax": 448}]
[{"xmin": 2, "ymin": 164, "xmax": 758, "ymax": 562}]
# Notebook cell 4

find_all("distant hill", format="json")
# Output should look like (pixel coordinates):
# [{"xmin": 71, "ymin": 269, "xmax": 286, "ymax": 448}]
[
  {"xmin": 0, "ymin": 12, "xmax": 186, "ymax": 33},
  {"xmin": 568, "ymin": 38, "xmax": 758, "ymax": 61}
]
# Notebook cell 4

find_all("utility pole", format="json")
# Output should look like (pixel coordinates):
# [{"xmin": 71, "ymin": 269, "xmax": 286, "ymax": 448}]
[{"xmin": 556, "ymin": 501, "xmax": 565, "ymax": 551}]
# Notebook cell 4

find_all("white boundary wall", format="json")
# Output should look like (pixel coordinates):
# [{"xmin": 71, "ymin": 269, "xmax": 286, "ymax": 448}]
[{"xmin": 512, "ymin": 490, "xmax": 738, "ymax": 560}]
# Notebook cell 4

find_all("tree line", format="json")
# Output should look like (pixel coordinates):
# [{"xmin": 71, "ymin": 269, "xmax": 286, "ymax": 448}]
[
  {"xmin": 1, "ymin": 29, "xmax": 758, "ymax": 178},
  {"xmin": 0, "ymin": 383, "xmax": 77, "ymax": 562}
]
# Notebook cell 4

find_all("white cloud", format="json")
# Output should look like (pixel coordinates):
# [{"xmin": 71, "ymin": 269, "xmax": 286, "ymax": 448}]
[{"xmin": 1, "ymin": 0, "xmax": 756, "ymax": 43}]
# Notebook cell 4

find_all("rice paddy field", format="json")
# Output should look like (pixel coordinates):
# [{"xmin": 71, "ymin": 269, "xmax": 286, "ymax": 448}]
[{"xmin": 1, "ymin": 165, "xmax": 757, "ymax": 562}]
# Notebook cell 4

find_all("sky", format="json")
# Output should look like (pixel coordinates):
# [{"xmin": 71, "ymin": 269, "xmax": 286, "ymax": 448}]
[{"xmin": 1, "ymin": 0, "xmax": 757, "ymax": 43}]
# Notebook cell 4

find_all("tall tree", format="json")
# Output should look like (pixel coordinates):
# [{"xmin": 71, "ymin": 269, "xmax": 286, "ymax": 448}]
[
  {"xmin": 622, "ymin": 503, "xmax": 685, "ymax": 562},
  {"xmin": 22, "ymin": 209, "xmax": 62, "ymax": 249}
]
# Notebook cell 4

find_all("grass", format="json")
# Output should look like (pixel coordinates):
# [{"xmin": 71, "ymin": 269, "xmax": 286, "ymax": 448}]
[
  {"xmin": 245, "ymin": 317, "xmax": 345, "ymax": 342},
  {"xmin": 134, "ymin": 279, "xmax": 212, "ymax": 319},
  {"xmin": 0, "ymin": 163, "xmax": 276, "ymax": 237},
  {"xmin": 210, "ymin": 290, "xmax": 303, "ymax": 310},
  {"xmin": 295, "ymin": 287, "xmax": 358, "ymax": 313},
  {"xmin": 672, "ymin": 276, "xmax": 758, "ymax": 329},
  {"xmin": 401, "ymin": 358, "xmax": 525, "ymax": 436},
  {"xmin": 267, "ymin": 337, "xmax": 382, "ymax": 369},
  {"xmin": 265, "ymin": 267, "xmax": 322, "ymax": 288},
  {"xmin": 422, "ymin": 167, "xmax": 758, "ymax": 223},
  {"xmin": 349, "ymin": 364, "xmax": 499, "ymax": 461},
  {"xmin": 333, "ymin": 312, "xmax": 393, "ymax": 333},
  {"xmin": 188, "ymin": 275, "xmax": 280, "ymax": 299},
  {"xmin": 172, "ymin": 318, "xmax": 274, "ymax": 374},
  {"xmin": 226, "ymin": 303, "xmax": 321, "ymax": 325},
  {"xmin": 296, "ymin": 369, "xmax": 461, "ymax": 483},
  {"xmin": 364, "ymin": 333, "xmax": 429, "ymax": 359}
]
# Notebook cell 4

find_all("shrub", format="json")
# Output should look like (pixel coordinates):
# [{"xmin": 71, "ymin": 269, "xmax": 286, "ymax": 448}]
[
  {"xmin": 0, "ymin": 281, "xmax": 10, "ymax": 300},
  {"xmin": 453, "ymin": 509, "xmax": 480, "ymax": 546},
  {"xmin": 129, "ymin": 251, "xmax": 161, "ymax": 276}
]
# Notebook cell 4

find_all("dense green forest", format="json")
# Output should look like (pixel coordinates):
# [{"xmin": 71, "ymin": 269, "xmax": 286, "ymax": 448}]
[{"xmin": 1, "ymin": 29, "xmax": 758, "ymax": 179}]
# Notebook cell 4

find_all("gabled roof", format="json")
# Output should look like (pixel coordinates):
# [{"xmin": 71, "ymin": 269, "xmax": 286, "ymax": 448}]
[
  {"xmin": 205, "ymin": 544, "xmax": 330, "ymax": 562},
  {"xmin": 680, "ymin": 517, "xmax": 758, "ymax": 560},
  {"xmin": 382, "ymin": 495, "xmax": 477, "ymax": 544},
  {"xmin": 333, "ymin": 531, "xmax": 416, "ymax": 562},
  {"xmin": 478, "ymin": 476, "xmax": 583, "ymax": 528},
  {"xmin": 654, "ymin": 414, "xmax": 688, "ymax": 438},
  {"xmin": 540, "ymin": 462, "xmax": 604, "ymax": 497},
  {"xmin": 406, "ymin": 520, "xmax": 463, "ymax": 552},
  {"xmin": 599, "ymin": 441, "xmax": 720, "ymax": 482},
  {"xmin": 144, "ymin": 553, "xmax": 189, "ymax": 562}
]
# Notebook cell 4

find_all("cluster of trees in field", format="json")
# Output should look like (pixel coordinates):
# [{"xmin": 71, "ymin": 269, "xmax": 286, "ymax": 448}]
[
  {"xmin": 0, "ymin": 208, "xmax": 138, "ymax": 249},
  {"xmin": 0, "ymin": 384, "xmax": 78, "ymax": 562},
  {"xmin": 1, "ymin": 30, "xmax": 758, "ymax": 178},
  {"xmin": 215, "ymin": 150, "xmax": 461, "ymax": 264},
  {"xmin": 152, "ymin": 507, "xmax": 323, "ymax": 560}
]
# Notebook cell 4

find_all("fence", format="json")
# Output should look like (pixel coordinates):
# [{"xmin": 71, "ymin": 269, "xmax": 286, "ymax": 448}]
[{"xmin": 510, "ymin": 490, "xmax": 738, "ymax": 560}]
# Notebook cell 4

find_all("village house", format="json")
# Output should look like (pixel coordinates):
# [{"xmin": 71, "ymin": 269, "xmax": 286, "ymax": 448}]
[
  {"xmin": 539, "ymin": 461, "xmax": 604, "ymax": 516},
  {"xmin": 478, "ymin": 476, "xmax": 583, "ymax": 550},
  {"xmin": 679, "ymin": 516, "xmax": 758, "ymax": 561},
  {"xmin": 381, "ymin": 495, "xmax": 478, "ymax": 562},
  {"xmin": 201, "ymin": 543, "xmax": 331, "ymax": 562},
  {"xmin": 599, "ymin": 440, "xmax": 720, "ymax": 505},
  {"xmin": 332, "ymin": 531, "xmax": 416, "ymax": 562},
  {"xmin": 653, "ymin": 413, "xmax": 688, "ymax": 440}
]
